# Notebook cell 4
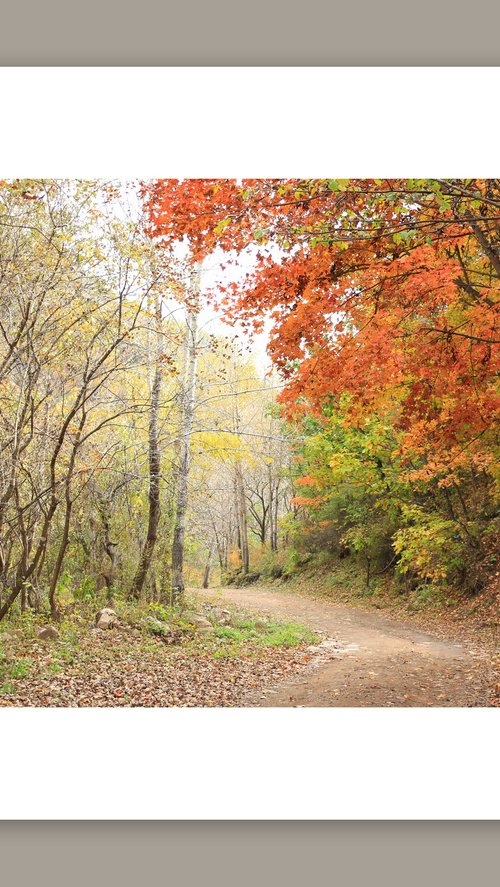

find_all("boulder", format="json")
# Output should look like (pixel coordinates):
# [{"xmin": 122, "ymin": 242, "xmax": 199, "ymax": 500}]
[
  {"xmin": 205, "ymin": 606, "xmax": 232, "ymax": 625},
  {"xmin": 145, "ymin": 617, "xmax": 182, "ymax": 644},
  {"xmin": 145, "ymin": 616, "xmax": 176, "ymax": 639},
  {"xmin": 145, "ymin": 616, "xmax": 167, "ymax": 629},
  {"xmin": 95, "ymin": 607, "xmax": 117, "ymax": 630},
  {"xmin": 37, "ymin": 625, "xmax": 59, "ymax": 641},
  {"xmin": 193, "ymin": 616, "xmax": 214, "ymax": 633},
  {"xmin": 184, "ymin": 612, "xmax": 214, "ymax": 633}
]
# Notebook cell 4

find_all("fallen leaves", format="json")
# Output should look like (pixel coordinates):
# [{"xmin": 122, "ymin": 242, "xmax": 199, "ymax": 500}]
[{"xmin": 0, "ymin": 618, "xmax": 315, "ymax": 708}]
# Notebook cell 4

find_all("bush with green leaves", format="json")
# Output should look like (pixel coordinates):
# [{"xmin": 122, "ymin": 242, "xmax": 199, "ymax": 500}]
[
  {"xmin": 392, "ymin": 506, "xmax": 465, "ymax": 587},
  {"xmin": 285, "ymin": 394, "xmax": 496, "ymax": 598}
]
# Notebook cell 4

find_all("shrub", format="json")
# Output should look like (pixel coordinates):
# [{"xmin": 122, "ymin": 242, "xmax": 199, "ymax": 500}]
[
  {"xmin": 73, "ymin": 576, "xmax": 97, "ymax": 601},
  {"xmin": 392, "ymin": 506, "xmax": 465, "ymax": 588},
  {"xmin": 222, "ymin": 570, "xmax": 261, "ymax": 587}
]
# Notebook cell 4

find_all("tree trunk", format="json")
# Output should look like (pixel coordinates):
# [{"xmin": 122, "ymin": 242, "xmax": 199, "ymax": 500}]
[
  {"xmin": 271, "ymin": 482, "xmax": 279, "ymax": 552},
  {"xmin": 171, "ymin": 275, "xmax": 199, "ymax": 604},
  {"xmin": 232, "ymin": 393, "xmax": 249, "ymax": 574},
  {"xmin": 48, "ymin": 409, "xmax": 86, "ymax": 618},
  {"xmin": 129, "ymin": 288, "xmax": 164, "ymax": 601},
  {"xmin": 48, "ymin": 501, "xmax": 72, "ymax": 619},
  {"xmin": 234, "ymin": 461, "xmax": 249, "ymax": 574},
  {"xmin": 202, "ymin": 544, "xmax": 214, "ymax": 589},
  {"xmin": 129, "ymin": 364, "xmax": 162, "ymax": 600},
  {"xmin": 96, "ymin": 495, "xmax": 119, "ymax": 599}
]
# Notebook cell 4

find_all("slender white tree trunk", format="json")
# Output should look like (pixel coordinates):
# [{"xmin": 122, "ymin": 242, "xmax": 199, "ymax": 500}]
[
  {"xmin": 234, "ymin": 460, "xmax": 249, "ymax": 574},
  {"xmin": 233, "ymin": 400, "xmax": 249, "ymax": 574},
  {"xmin": 171, "ymin": 268, "xmax": 200, "ymax": 603}
]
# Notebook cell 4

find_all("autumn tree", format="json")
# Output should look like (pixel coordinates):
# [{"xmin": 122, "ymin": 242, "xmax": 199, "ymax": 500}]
[
  {"xmin": 0, "ymin": 181, "xmax": 165, "ymax": 618},
  {"xmin": 170, "ymin": 268, "xmax": 200, "ymax": 602},
  {"xmin": 144, "ymin": 179, "xmax": 499, "ymax": 593}
]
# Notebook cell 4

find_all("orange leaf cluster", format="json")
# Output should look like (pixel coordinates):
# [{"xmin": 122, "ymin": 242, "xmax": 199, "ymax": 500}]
[{"xmin": 144, "ymin": 179, "xmax": 499, "ymax": 481}]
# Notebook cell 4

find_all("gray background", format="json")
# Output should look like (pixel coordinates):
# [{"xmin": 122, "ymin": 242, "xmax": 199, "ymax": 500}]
[
  {"xmin": 1, "ymin": 821, "xmax": 499, "ymax": 885},
  {"xmin": 0, "ymin": 0, "xmax": 499, "ymax": 65},
  {"xmin": 1, "ymin": 0, "xmax": 498, "ymax": 876}
]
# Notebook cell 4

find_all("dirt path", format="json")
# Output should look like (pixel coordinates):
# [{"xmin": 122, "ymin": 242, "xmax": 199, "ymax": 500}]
[{"xmin": 196, "ymin": 585, "xmax": 497, "ymax": 706}]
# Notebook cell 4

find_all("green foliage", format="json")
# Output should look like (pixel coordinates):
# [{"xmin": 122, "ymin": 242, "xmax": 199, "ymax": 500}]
[
  {"xmin": 286, "ymin": 393, "xmax": 496, "ymax": 598},
  {"xmin": 55, "ymin": 571, "xmax": 74, "ymax": 606},
  {"xmin": 0, "ymin": 643, "xmax": 7, "ymax": 683},
  {"xmin": 260, "ymin": 621, "xmax": 317, "ymax": 647},
  {"xmin": 393, "ymin": 506, "xmax": 464, "ymax": 585},
  {"xmin": 10, "ymin": 659, "xmax": 32, "ymax": 680},
  {"xmin": 0, "ymin": 637, "xmax": 33, "ymax": 692},
  {"xmin": 211, "ymin": 616, "xmax": 318, "ymax": 658},
  {"xmin": 289, "ymin": 400, "xmax": 402, "ymax": 570},
  {"xmin": 73, "ymin": 576, "xmax": 97, "ymax": 602}
]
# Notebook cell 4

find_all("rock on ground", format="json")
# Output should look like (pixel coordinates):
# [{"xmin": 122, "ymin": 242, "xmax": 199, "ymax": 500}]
[
  {"xmin": 95, "ymin": 607, "xmax": 117, "ymax": 630},
  {"xmin": 184, "ymin": 613, "xmax": 214, "ymax": 633},
  {"xmin": 37, "ymin": 626, "xmax": 60, "ymax": 641}
]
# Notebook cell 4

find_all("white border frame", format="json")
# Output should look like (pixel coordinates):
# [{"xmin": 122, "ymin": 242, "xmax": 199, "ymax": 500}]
[
  {"xmin": 2, "ymin": 709, "xmax": 499, "ymax": 819},
  {"xmin": 0, "ymin": 67, "xmax": 498, "ymax": 820},
  {"xmin": 1, "ymin": 67, "xmax": 499, "ymax": 177}
]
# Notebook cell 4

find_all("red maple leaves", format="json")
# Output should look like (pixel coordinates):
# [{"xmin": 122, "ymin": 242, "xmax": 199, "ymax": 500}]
[{"xmin": 144, "ymin": 178, "xmax": 499, "ymax": 483}]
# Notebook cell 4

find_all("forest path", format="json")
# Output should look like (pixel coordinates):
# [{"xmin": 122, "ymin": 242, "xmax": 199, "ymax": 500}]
[{"xmin": 194, "ymin": 585, "xmax": 494, "ymax": 706}]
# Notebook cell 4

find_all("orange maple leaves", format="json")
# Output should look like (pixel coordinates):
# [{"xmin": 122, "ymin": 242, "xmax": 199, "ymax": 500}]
[{"xmin": 143, "ymin": 178, "xmax": 499, "ymax": 483}]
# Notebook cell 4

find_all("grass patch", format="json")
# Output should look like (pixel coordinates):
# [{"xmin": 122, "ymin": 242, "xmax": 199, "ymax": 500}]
[
  {"xmin": 0, "ymin": 643, "xmax": 33, "ymax": 692},
  {"xmin": 210, "ymin": 615, "xmax": 318, "ymax": 658},
  {"xmin": 0, "ymin": 593, "xmax": 319, "ymax": 684},
  {"xmin": 10, "ymin": 659, "xmax": 32, "ymax": 679},
  {"xmin": 259, "ymin": 622, "xmax": 317, "ymax": 647}
]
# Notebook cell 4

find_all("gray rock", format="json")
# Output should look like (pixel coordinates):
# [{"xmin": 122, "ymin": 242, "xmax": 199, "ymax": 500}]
[
  {"xmin": 37, "ymin": 625, "xmax": 59, "ymax": 641},
  {"xmin": 145, "ymin": 616, "xmax": 180, "ymax": 643},
  {"xmin": 185, "ymin": 612, "xmax": 214, "ymax": 633},
  {"xmin": 193, "ymin": 618, "xmax": 214, "ymax": 633},
  {"xmin": 95, "ymin": 607, "xmax": 117, "ymax": 629},
  {"xmin": 145, "ymin": 616, "xmax": 171, "ymax": 633},
  {"xmin": 206, "ymin": 606, "xmax": 232, "ymax": 625}
]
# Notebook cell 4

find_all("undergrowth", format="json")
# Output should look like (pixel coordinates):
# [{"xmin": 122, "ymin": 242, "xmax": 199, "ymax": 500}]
[{"xmin": 0, "ymin": 592, "xmax": 318, "ymax": 694}]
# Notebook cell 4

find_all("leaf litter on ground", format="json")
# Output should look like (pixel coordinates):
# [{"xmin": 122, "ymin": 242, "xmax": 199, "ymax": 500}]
[{"xmin": 0, "ymin": 598, "xmax": 321, "ymax": 707}]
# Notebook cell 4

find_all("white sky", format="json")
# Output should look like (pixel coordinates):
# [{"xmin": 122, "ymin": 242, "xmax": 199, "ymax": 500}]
[
  {"xmin": 169, "ymin": 237, "xmax": 273, "ymax": 376},
  {"xmin": 199, "ymin": 246, "xmax": 272, "ymax": 375},
  {"xmin": 111, "ymin": 182, "xmax": 274, "ymax": 376}
]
